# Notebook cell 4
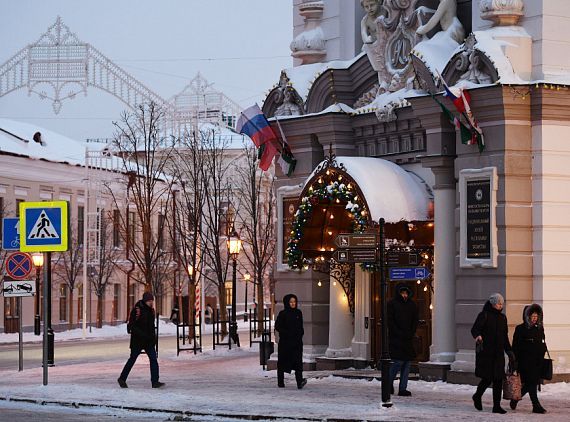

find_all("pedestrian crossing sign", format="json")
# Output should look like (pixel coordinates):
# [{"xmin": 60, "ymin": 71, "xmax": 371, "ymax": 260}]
[{"xmin": 19, "ymin": 201, "xmax": 69, "ymax": 252}]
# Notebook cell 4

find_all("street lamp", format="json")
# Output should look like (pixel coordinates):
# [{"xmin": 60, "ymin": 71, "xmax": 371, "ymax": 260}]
[
  {"xmin": 32, "ymin": 253, "xmax": 44, "ymax": 336},
  {"xmin": 243, "ymin": 273, "xmax": 251, "ymax": 322},
  {"xmin": 226, "ymin": 230, "xmax": 241, "ymax": 347}
]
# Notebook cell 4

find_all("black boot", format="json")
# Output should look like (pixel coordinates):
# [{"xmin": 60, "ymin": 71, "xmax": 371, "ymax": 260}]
[
  {"xmin": 532, "ymin": 405, "xmax": 547, "ymax": 414},
  {"xmin": 509, "ymin": 399, "xmax": 518, "ymax": 410},
  {"xmin": 492, "ymin": 406, "xmax": 507, "ymax": 414},
  {"xmin": 472, "ymin": 394, "xmax": 483, "ymax": 411},
  {"xmin": 492, "ymin": 379, "xmax": 506, "ymax": 413},
  {"xmin": 277, "ymin": 369, "xmax": 285, "ymax": 388}
]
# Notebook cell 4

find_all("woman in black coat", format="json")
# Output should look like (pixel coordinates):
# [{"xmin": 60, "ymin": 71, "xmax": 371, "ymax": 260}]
[
  {"xmin": 275, "ymin": 294, "xmax": 306, "ymax": 389},
  {"xmin": 471, "ymin": 293, "xmax": 514, "ymax": 414},
  {"xmin": 510, "ymin": 304, "xmax": 547, "ymax": 414}
]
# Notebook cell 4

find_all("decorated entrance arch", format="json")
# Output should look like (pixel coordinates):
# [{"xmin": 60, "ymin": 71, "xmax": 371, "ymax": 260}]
[{"xmin": 285, "ymin": 154, "xmax": 372, "ymax": 271}]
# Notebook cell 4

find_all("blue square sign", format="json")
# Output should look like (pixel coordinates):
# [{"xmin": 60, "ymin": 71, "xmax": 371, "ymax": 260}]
[
  {"xmin": 19, "ymin": 201, "xmax": 69, "ymax": 252},
  {"xmin": 2, "ymin": 218, "xmax": 20, "ymax": 250}
]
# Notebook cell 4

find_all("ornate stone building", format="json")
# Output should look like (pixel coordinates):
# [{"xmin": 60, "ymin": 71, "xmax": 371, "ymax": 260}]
[{"xmin": 267, "ymin": 0, "xmax": 570, "ymax": 382}]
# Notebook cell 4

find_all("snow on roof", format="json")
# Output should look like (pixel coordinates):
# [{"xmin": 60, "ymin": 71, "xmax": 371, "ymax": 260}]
[
  {"xmin": 306, "ymin": 156, "xmax": 431, "ymax": 222},
  {"xmin": 282, "ymin": 53, "xmax": 366, "ymax": 102},
  {"xmin": 472, "ymin": 28, "xmax": 527, "ymax": 84},
  {"xmin": 412, "ymin": 31, "xmax": 460, "ymax": 76},
  {"xmin": 0, "ymin": 118, "xmax": 88, "ymax": 166}
]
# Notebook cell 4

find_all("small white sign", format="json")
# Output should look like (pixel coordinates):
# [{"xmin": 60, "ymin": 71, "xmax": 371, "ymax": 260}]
[{"xmin": 2, "ymin": 280, "xmax": 35, "ymax": 297}]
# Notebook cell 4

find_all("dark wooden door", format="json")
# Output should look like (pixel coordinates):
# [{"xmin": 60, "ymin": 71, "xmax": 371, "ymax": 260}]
[
  {"xmin": 3, "ymin": 297, "xmax": 20, "ymax": 333},
  {"xmin": 371, "ymin": 271, "xmax": 432, "ymax": 365}
]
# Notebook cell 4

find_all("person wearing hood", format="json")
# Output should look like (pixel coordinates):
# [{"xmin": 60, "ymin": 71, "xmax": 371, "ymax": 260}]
[
  {"xmin": 275, "ymin": 293, "xmax": 306, "ymax": 389},
  {"xmin": 510, "ymin": 304, "xmax": 548, "ymax": 414},
  {"xmin": 471, "ymin": 293, "xmax": 514, "ymax": 414},
  {"xmin": 388, "ymin": 283, "xmax": 419, "ymax": 397},
  {"xmin": 117, "ymin": 292, "xmax": 164, "ymax": 389}
]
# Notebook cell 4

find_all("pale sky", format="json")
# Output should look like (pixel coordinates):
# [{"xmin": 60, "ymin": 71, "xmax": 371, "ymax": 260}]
[{"xmin": 0, "ymin": 0, "xmax": 293, "ymax": 141}]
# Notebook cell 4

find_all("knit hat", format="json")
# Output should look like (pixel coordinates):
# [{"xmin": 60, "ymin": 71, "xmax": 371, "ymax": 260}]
[
  {"xmin": 142, "ymin": 292, "xmax": 154, "ymax": 302},
  {"xmin": 489, "ymin": 293, "xmax": 504, "ymax": 305}
]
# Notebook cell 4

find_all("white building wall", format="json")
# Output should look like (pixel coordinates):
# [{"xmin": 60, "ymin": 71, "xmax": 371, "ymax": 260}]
[
  {"xmin": 292, "ymin": 0, "xmax": 364, "ymax": 66},
  {"xmin": 531, "ymin": 122, "xmax": 570, "ymax": 372},
  {"xmin": 473, "ymin": 0, "xmax": 570, "ymax": 81}
]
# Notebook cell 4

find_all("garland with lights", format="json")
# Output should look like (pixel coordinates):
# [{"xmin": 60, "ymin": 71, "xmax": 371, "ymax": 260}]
[{"xmin": 286, "ymin": 179, "xmax": 368, "ymax": 270}]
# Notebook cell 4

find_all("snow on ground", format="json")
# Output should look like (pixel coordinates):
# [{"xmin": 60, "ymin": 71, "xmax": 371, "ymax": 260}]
[
  {"xmin": 0, "ymin": 342, "xmax": 569, "ymax": 421},
  {"xmin": 0, "ymin": 318, "xmax": 253, "ymax": 344}
]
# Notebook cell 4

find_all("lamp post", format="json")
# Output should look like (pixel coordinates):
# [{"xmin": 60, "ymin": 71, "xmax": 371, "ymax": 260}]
[
  {"xmin": 32, "ymin": 253, "xmax": 44, "ymax": 336},
  {"xmin": 244, "ymin": 273, "xmax": 250, "ymax": 322},
  {"xmin": 227, "ymin": 230, "xmax": 241, "ymax": 347}
]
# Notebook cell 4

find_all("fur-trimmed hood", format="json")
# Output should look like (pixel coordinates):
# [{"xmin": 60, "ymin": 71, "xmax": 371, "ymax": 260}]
[
  {"xmin": 523, "ymin": 303, "xmax": 543, "ymax": 328},
  {"xmin": 282, "ymin": 293, "xmax": 298, "ymax": 309}
]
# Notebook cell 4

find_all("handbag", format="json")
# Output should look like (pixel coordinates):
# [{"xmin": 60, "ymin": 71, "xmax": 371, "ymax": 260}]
[
  {"xmin": 541, "ymin": 344, "xmax": 553, "ymax": 381},
  {"xmin": 503, "ymin": 371, "xmax": 522, "ymax": 401}
]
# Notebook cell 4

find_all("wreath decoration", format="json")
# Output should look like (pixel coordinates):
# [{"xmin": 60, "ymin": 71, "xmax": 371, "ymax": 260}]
[{"xmin": 286, "ymin": 180, "xmax": 369, "ymax": 270}]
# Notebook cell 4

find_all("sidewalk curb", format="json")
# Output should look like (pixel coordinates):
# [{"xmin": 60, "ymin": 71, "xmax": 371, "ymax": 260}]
[{"xmin": 0, "ymin": 395, "xmax": 374, "ymax": 421}]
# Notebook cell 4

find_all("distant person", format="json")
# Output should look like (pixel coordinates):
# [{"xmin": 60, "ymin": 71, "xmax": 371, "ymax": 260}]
[
  {"xmin": 510, "ymin": 304, "xmax": 548, "ymax": 414},
  {"xmin": 387, "ymin": 283, "xmax": 419, "ymax": 397},
  {"xmin": 275, "ymin": 294, "xmax": 306, "ymax": 389},
  {"xmin": 118, "ymin": 292, "xmax": 164, "ymax": 389},
  {"xmin": 471, "ymin": 293, "xmax": 514, "ymax": 414},
  {"xmin": 205, "ymin": 304, "xmax": 213, "ymax": 324}
]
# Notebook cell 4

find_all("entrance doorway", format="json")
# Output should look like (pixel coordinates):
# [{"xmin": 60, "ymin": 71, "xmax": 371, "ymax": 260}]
[{"xmin": 3, "ymin": 296, "xmax": 20, "ymax": 333}]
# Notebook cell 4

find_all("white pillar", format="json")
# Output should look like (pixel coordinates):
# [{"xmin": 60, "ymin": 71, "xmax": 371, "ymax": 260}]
[
  {"xmin": 325, "ymin": 276, "xmax": 353, "ymax": 358},
  {"xmin": 352, "ymin": 266, "xmax": 371, "ymax": 360},
  {"xmin": 430, "ymin": 185, "xmax": 457, "ymax": 362}
]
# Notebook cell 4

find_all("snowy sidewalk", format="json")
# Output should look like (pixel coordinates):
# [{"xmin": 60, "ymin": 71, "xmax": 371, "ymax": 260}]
[{"xmin": 0, "ymin": 344, "xmax": 569, "ymax": 421}]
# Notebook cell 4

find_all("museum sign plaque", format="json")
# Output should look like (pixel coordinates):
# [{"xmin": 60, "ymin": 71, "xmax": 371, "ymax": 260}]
[{"xmin": 466, "ymin": 179, "xmax": 491, "ymax": 259}]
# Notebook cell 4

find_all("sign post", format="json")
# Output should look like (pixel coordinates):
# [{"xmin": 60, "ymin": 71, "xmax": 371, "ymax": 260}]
[
  {"xmin": 378, "ymin": 219, "xmax": 392, "ymax": 408},
  {"xmin": 19, "ymin": 201, "xmax": 69, "ymax": 385}
]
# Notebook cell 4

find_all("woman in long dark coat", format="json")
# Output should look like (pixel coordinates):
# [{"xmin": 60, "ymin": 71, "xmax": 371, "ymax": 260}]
[
  {"xmin": 275, "ymin": 293, "xmax": 306, "ymax": 389},
  {"xmin": 471, "ymin": 293, "xmax": 514, "ymax": 414},
  {"xmin": 510, "ymin": 304, "xmax": 547, "ymax": 413}
]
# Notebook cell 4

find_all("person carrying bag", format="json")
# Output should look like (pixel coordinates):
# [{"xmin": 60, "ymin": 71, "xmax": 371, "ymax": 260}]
[{"xmin": 510, "ymin": 303, "xmax": 548, "ymax": 414}]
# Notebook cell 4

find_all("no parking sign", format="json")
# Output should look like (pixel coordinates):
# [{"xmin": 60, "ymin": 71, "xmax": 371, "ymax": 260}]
[{"xmin": 5, "ymin": 252, "xmax": 33, "ymax": 280}]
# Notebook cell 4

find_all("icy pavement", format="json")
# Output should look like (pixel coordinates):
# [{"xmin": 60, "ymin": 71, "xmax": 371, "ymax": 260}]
[{"xmin": 0, "ymin": 344, "xmax": 569, "ymax": 421}]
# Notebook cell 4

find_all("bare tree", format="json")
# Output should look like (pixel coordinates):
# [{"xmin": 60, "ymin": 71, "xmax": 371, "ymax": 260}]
[
  {"xmin": 199, "ymin": 129, "xmax": 234, "ymax": 335},
  {"xmin": 53, "ymin": 219, "xmax": 82, "ymax": 329},
  {"xmin": 167, "ymin": 129, "xmax": 206, "ymax": 329},
  {"xmin": 105, "ymin": 102, "xmax": 176, "ymax": 301},
  {"xmin": 234, "ymin": 145, "xmax": 276, "ymax": 330},
  {"xmin": 89, "ymin": 213, "xmax": 121, "ymax": 328}
]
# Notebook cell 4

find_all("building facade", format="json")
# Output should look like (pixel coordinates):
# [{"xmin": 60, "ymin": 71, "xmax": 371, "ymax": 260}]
[{"xmin": 268, "ymin": 0, "xmax": 570, "ymax": 381}]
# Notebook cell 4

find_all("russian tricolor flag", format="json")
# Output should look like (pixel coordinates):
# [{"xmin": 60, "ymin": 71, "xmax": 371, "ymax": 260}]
[{"xmin": 235, "ymin": 104, "xmax": 278, "ymax": 148}]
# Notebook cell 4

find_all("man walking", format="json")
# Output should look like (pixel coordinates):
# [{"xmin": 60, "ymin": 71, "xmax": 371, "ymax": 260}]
[
  {"xmin": 118, "ymin": 292, "xmax": 164, "ymax": 389},
  {"xmin": 388, "ymin": 283, "xmax": 419, "ymax": 396}
]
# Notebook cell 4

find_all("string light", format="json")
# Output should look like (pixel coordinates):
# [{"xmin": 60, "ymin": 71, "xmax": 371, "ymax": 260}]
[
  {"xmin": 333, "ymin": 281, "xmax": 337, "ymax": 286},
  {"xmin": 424, "ymin": 286, "xmax": 428, "ymax": 292},
  {"xmin": 429, "ymin": 304, "xmax": 434, "ymax": 310},
  {"xmin": 318, "ymin": 281, "xmax": 322, "ymax": 287},
  {"xmin": 417, "ymin": 280, "xmax": 421, "ymax": 285}
]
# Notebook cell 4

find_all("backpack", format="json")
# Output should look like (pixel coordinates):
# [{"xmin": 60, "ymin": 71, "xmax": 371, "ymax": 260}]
[{"xmin": 126, "ymin": 305, "xmax": 139, "ymax": 334}]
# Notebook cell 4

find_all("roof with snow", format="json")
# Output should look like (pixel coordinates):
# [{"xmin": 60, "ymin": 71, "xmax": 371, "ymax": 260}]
[
  {"xmin": 306, "ymin": 156, "xmax": 432, "ymax": 222},
  {"xmin": 0, "ymin": 119, "xmax": 88, "ymax": 166}
]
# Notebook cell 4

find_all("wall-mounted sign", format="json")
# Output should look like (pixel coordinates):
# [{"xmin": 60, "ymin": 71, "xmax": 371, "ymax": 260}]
[
  {"xmin": 466, "ymin": 179, "xmax": 491, "ymax": 259},
  {"xmin": 459, "ymin": 167, "xmax": 498, "ymax": 268}
]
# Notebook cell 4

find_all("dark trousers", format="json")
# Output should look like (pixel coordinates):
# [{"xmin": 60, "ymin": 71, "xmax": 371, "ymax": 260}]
[
  {"xmin": 475, "ymin": 377, "xmax": 503, "ymax": 407},
  {"xmin": 277, "ymin": 367, "xmax": 303, "ymax": 386},
  {"xmin": 389, "ymin": 360, "xmax": 411, "ymax": 392},
  {"xmin": 119, "ymin": 346, "xmax": 159, "ymax": 384},
  {"xmin": 521, "ymin": 383, "xmax": 541, "ymax": 406}
]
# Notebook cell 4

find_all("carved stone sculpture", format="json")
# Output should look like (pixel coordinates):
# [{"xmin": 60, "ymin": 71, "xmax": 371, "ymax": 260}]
[
  {"xmin": 480, "ymin": 0, "xmax": 524, "ymax": 27},
  {"xmin": 290, "ymin": 1, "xmax": 326, "ymax": 64},
  {"xmin": 360, "ymin": 0, "xmax": 384, "ymax": 44},
  {"xmin": 275, "ymin": 88, "xmax": 303, "ymax": 116},
  {"xmin": 442, "ymin": 34, "xmax": 498, "ymax": 86},
  {"xmin": 365, "ymin": 0, "xmax": 428, "ymax": 93},
  {"xmin": 416, "ymin": 0, "xmax": 465, "ymax": 44}
]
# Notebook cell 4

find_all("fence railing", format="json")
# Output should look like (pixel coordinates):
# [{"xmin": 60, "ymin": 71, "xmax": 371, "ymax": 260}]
[{"xmin": 175, "ymin": 309, "xmax": 202, "ymax": 356}]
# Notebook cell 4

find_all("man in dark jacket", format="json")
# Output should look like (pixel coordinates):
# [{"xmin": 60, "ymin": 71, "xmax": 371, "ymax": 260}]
[
  {"xmin": 388, "ymin": 283, "xmax": 419, "ymax": 396},
  {"xmin": 275, "ymin": 293, "xmax": 306, "ymax": 389},
  {"xmin": 117, "ymin": 292, "xmax": 164, "ymax": 388},
  {"xmin": 471, "ymin": 293, "xmax": 514, "ymax": 414}
]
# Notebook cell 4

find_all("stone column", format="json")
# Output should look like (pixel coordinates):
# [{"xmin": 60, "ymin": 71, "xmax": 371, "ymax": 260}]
[
  {"xmin": 352, "ymin": 266, "xmax": 371, "ymax": 361},
  {"xmin": 423, "ymin": 157, "xmax": 456, "ymax": 363},
  {"xmin": 410, "ymin": 95, "xmax": 458, "ymax": 367},
  {"xmin": 325, "ymin": 276, "xmax": 353, "ymax": 358}
]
